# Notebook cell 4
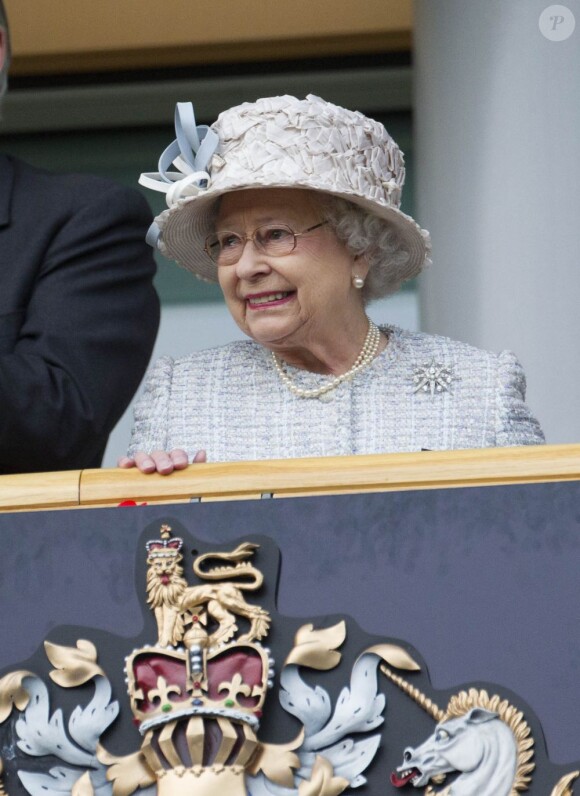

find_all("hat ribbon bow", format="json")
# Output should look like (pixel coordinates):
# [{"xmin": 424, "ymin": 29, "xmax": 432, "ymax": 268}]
[{"xmin": 139, "ymin": 102, "xmax": 219, "ymax": 207}]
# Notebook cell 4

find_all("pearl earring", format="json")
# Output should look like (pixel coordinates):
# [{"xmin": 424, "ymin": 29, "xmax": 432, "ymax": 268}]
[{"xmin": 352, "ymin": 275, "xmax": 365, "ymax": 289}]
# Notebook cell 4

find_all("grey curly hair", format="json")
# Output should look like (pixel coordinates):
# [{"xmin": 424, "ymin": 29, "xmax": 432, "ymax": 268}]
[
  {"xmin": 0, "ymin": 0, "xmax": 10, "ymax": 98},
  {"xmin": 319, "ymin": 195, "xmax": 413, "ymax": 303}
]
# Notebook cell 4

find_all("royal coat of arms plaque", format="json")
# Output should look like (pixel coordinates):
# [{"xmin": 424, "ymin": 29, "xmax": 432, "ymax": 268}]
[{"xmin": 0, "ymin": 481, "xmax": 579, "ymax": 795}]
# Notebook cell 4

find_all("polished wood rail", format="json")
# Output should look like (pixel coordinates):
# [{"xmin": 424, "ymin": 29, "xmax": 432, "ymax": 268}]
[{"xmin": 0, "ymin": 444, "xmax": 579, "ymax": 513}]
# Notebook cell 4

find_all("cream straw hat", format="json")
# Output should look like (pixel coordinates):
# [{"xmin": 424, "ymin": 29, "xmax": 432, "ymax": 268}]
[{"xmin": 140, "ymin": 95, "xmax": 432, "ymax": 298}]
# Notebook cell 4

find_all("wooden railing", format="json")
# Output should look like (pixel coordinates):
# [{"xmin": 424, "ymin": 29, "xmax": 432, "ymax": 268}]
[{"xmin": 1, "ymin": 443, "xmax": 579, "ymax": 512}]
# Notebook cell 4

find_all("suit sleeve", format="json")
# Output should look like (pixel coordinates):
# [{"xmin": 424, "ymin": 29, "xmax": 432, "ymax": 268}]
[
  {"xmin": 0, "ymin": 182, "xmax": 160, "ymax": 473},
  {"xmin": 495, "ymin": 350, "xmax": 545, "ymax": 446}
]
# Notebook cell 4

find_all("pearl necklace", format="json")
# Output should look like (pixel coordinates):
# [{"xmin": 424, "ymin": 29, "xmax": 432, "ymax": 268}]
[{"xmin": 271, "ymin": 319, "xmax": 382, "ymax": 400}]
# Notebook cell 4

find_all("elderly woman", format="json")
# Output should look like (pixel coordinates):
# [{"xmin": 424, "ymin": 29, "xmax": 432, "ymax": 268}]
[{"xmin": 119, "ymin": 95, "xmax": 543, "ymax": 475}]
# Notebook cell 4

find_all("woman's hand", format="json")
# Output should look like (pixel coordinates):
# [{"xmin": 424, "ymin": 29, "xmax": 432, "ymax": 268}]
[{"xmin": 117, "ymin": 449, "xmax": 206, "ymax": 475}]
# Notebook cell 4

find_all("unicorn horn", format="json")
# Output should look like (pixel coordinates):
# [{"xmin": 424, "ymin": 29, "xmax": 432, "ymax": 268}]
[{"xmin": 380, "ymin": 664, "xmax": 444, "ymax": 723}]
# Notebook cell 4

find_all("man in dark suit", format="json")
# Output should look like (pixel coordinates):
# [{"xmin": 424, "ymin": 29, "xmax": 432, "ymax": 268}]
[{"xmin": 0, "ymin": 2, "xmax": 160, "ymax": 474}]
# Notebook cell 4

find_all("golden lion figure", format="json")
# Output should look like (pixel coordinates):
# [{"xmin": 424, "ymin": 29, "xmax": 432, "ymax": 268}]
[{"xmin": 146, "ymin": 534, "xmax": 270, "ymax": 650}]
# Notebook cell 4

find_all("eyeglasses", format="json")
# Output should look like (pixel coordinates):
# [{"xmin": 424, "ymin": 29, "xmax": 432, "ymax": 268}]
[{"xmin": 204, "ymin": 221, "xmax": 328, "ymax": 266}]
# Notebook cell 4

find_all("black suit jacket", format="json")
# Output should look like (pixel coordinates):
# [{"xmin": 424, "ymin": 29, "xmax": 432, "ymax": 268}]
[{"xmin": 0, "ymin": 155, "xmax": 160, "ymax": 474}]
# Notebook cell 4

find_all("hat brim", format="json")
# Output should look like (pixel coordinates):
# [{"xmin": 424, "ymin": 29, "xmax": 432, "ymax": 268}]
[{"xmin": 158, "ymin": 179, "xmax": 430, "ymax": 290}]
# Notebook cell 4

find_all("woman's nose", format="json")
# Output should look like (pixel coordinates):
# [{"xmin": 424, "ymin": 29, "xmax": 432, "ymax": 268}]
[{"xmin": 234, "ymin": 239, "xmax": 271, "ymax": 278}]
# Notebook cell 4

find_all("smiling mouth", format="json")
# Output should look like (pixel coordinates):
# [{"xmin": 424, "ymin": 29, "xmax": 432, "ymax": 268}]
[{"xmin": 246, "ymin": 291, "xmax": 294, "ymax": 308}]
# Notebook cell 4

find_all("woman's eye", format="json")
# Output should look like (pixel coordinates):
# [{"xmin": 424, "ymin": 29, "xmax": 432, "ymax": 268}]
[
  {"xmin": 263, "ymin": 227, "xmax": 292, "ymax": 243},
  {"xmin": 220, "ymin": 234, "xmax": 242, "ymax": 250}
]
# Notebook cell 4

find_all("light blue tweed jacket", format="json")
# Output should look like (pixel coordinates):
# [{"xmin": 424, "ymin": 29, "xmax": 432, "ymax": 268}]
[{"xmin": 129, "ymin": 326, "xmax": 544, "ymax": 461}]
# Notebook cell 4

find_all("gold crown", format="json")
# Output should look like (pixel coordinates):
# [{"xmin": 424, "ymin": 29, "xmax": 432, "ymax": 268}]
[{"xmin": 125, "ymin": 640, "xmax": 272, "ymax": 734}]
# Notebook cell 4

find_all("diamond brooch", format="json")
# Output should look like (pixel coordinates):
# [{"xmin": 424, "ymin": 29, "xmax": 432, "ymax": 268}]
[{"xmin": 411, "ymin": 359, "xmax": 457, "ymax": 396}]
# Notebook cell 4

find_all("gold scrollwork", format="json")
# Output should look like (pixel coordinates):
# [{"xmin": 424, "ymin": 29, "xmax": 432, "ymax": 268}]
[
  {"xmin": 297, "ymin": 755, "xmax": 349, "ymax": 796},
  {"xmin": 247, "ymin": 730, "xmax": 304, "ymax": 787},
  {"xmin": 551, "ymin": 771, "xmax": 580, "ymax": 796},
  {"xmin": 45, "ymin": 639, "xmax": 106, "ymax": 688},
  {"xmin": 365, "ymin": 644, "xmax": 421, "ymax": 672},
  {"xmin": 284, "ymin": 621, "xmax": 346, "ymax": 670},
  {"xmin": 0, "ymin": 670, "xmax": 35, "ymax": 723},
  {"xmin": 96, "ymin": 744, "xmax": 156, "ymax": 796}
]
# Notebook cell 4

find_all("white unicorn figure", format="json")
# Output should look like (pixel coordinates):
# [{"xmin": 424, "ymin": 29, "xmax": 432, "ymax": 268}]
[
  {"xmin": 381, "ymin": 671, "xmax": 534, "ymax": 796},
  {"xmin": 392, "ymin": 707, "xmax": 517, "ymax": 796}
]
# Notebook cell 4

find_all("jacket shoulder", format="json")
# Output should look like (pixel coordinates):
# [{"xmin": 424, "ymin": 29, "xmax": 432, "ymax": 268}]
[
  {"xmin": 4, "ymin": 154, "xmax": 150, "ymax": 214},
  {"xmin": 389, "ymin": 327, "xmax": 544, "ymax": 446},
  {"xmin": 389, "ymin": 326, "xmax": 496, "ymax": 363}
]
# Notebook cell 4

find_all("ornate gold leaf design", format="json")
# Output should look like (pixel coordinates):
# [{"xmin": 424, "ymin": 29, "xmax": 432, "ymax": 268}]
[
  {"xmin": 71, "ymin": 771, "xmax": 94, "ymax": 796},
  {"xmin": 45, "ymin": 639, "xmax": 105, "ymax": 687},
  {"xmin": 0, "ymin": 670, "xmax": 35, "ymax": 723},
  {"xmin": 97, "ymin": 744, "xmax": 156, "ymax": 796},
  {"xmin": 285, "ymin": 621, "xmax": 346, "ymax": 670},
  {"xmin": 365, "ymin": 643, "xmax": 421, "ymax": 672},
  {"xmin": 380, "ymin": 664, "xmax": 445, "ymax": 722},
  {"xmin": 551, "ymin": 771, "xmax": 580, "ymax": 795},
  {"xmin": 247, "ymin": 730, "xmax": 304, "ymax": 787},
  {"xmin": 297, "ymin": 755, "xmax": 349, "ymax": 796},
  {"xmin": 442, "ymin": 689, "xmax": 534, "ymax": 795}
]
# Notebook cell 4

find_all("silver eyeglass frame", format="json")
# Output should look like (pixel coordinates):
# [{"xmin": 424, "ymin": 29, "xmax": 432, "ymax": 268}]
[{"xmin": 203, "ymin": 221, "xmax": 328, "ymax": 265}]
